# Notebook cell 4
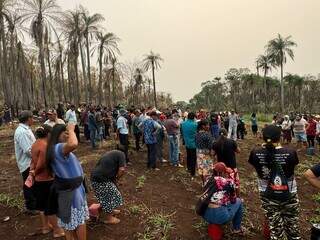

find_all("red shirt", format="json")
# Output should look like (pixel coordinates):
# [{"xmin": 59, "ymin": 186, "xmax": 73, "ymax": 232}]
[
  {"xmin": 30, "ymin": 139, "xmax": 53, "ymax": 181},
  {"xmin": 306, "ymin": 119, "xmax": 317, "ymax": 136}
]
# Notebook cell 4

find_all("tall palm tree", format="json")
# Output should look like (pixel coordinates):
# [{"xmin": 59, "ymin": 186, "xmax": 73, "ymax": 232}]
[
  {"xmin": 257, "ymin": 54, "xmax": 273, "ymax": 114},
  {"xmin": 134, "ymin": 68, "xmax": 144, "ymax": 105},
  {"xmin": 266, "ymin": 34, "xmax": 297, "ymax": 112},
  {"xmin": 20, "ymin": 0, "xmax": 61, "ymax": 108},
  {"xmin": 80, "ymin": 6, "xmax": 104, "ymax": 103},
  {"xmin": 143, "ymin": 51, "xmax": 163, "ymax": 108},
  {"xmin": 93, "ymin": 31, "xmax": 120, "ymax": 105},
  {"xmin": 61, "ymin": 9, "xmax": 83, "ymax": 105}
]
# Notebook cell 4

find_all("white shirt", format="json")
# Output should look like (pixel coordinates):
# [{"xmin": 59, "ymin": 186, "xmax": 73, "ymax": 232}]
[
  {"xmin": 117, "ymin": 116, "xmax": 129, "ymax": 135},
  {"xmin": 65, "ymin": 109, "xmax": 77, "ymax": 124},
  {"xmin": 44, "ymin": 118, "xmax": 65, "ymax": 127}
]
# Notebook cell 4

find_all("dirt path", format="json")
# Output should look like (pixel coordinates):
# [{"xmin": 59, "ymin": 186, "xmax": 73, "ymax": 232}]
[{"xmin": 0, "ymin": 126, "xmax": 318, "ymax": 239}]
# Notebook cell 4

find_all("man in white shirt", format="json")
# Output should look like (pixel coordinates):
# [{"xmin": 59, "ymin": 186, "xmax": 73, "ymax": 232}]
[
  {"xmin": 44, "ymin": 109, "xmax": 65, "ymax": 127},
  {"xmin": 293, "ymin": 114, "xmax": 308, "ymax": 151},
  {"xmin": 228, "ymin": 110, "xmax": 238, "ymax": 141},
  {"xmin": 14, "ymin": 111, "xmax": 36, "ymax": 212},
  {"xmin": 117, "ymin": 109, "xmax": 129, "ymax": 163},
  {"xmin": 65, "ymin": 105, "xmax": 80, "ymax": 142}
]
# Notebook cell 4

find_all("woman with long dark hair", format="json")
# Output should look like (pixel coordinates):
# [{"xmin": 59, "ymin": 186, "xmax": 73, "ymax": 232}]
[
  {"xmin": 30, "ymin": 125, "xmax": 65, "ymax": 238},
  {"xmin": 248, "ymin": 125, "xmax": 300, "ymax": 240},
  {"xmin": 213, "ymin": 128, "xmax": 240, "ymax": 194},
  {"xmin": 46, "ymin": 124, "xmax": 88, "ymax": 240}
]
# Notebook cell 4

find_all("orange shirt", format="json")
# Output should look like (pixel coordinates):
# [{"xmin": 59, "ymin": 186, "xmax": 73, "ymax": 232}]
[{"xmin": 30, "ymin": 139, "xmax": 53, "ymax": 182}]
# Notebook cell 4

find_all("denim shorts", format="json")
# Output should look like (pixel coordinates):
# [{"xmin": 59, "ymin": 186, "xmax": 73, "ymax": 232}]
[{"xmin": 295, "ymin": 132, "xmax": 307, "ymax": 142}]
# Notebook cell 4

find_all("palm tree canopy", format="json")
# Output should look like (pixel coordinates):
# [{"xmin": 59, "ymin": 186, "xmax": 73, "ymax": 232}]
[
  {"xmin": 142, "ymin": 51, "xmax": 163, "ymax": 71},
  {"xmin": 80, "ymin": 6, "xmax": 104, "ymax": 39},
  {"xmin": 20, "ymin": 0, "xmax": 61, "ymax": 46},
  {"xmin": 266, "ymin": 34, "xmax": 297, "ymax": 66},
  {"xmin": 257, "ymin": 54, "xmax": 274, "ymax": 74},
  {"xmin": 93, "ymin": 31, "xmax": 120, "ymax": 64}
]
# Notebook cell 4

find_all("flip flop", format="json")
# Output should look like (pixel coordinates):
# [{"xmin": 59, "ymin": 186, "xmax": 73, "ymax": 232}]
[
  {"xmin": 103, "ymin": 218, "xmax": 121, "ymax": 225},
  {"xmin": 53, "ymin": 231, "xmax": 66, "ymax": 238},
  {"xmin": 112, "ymin": 210, "xmax": 121, "ymax": 215}
]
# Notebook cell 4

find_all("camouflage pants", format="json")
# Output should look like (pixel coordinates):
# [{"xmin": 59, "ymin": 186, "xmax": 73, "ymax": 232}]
[{"xmin": 261, "ymin": 194, "xmax": 301, "ymax": 240}]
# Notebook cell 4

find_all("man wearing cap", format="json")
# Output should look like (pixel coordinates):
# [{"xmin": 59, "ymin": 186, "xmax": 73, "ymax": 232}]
[
  {"xmin": 116, "ymin": 109, "xmax": 129, "ymax": 163},
  {"xmin": 14, "ymin": 111, "xmax": 37, "ymax": 213},
  {"xmin": 44, "ymin": 109, "xmax": 65, "ymax": 127}
]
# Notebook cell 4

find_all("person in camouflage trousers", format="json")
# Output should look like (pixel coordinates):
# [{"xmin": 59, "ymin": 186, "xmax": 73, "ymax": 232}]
[{"xmin": 261, "ymin": 194, "xmax": 300, "ymax": 240}]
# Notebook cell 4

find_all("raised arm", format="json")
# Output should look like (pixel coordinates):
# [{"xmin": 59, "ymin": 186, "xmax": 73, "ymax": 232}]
[{"xmin": 63, "ymin": 124, "xmax": 78, "ymax": 155}]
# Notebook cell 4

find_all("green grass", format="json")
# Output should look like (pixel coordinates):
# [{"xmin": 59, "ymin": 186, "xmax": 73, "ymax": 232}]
[
  {"xmin": 242, "ymin": 113, "xmax": 273, "ymax": 124},
  {"xmin": 136, "ymin": 175, "xmax": 146, "ymax": 189},
  {"xmin": 0, "ymin": 193, "xmax": 24, "ymax": 211}
]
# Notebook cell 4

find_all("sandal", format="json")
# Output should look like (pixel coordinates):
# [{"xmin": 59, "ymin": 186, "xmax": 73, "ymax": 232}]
[
  {"xmin": 103, "ymin": 217, "xmax": 121, "ymax": 225},
  {"xmin": 53, "ymin": 231, "xmax": 65, "ymax": 238},
  {"xmin": 112, "ymin": 209, "xmax": 121, "ymax": 215}
]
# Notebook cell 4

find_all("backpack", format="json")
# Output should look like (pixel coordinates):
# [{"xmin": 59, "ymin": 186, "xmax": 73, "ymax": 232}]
[
  {"xmin": 195, "ymin": 177, "xmax": 217, "ymax": 216},
  {"xmin": 262, "ymin": 158, "xmax": 292, "ymax": 201}
]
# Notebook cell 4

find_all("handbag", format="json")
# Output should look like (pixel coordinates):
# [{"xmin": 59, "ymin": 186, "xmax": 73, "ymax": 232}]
[{"xmin": 195, "ymin": 177, "xmax": 217, "ymax": 216}]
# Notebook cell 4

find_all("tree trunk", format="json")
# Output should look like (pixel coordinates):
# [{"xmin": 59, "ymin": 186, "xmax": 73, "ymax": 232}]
[
  {"xmin": 46, "ymin": 45, "xmax": 54, "ymax": 106},
  {"xmin": 79, "ymin": 41, "xmax": 88, "ymax": 103},
  {"xmin": 264, "ymin": 69, "xmax": 267, "ymax": 115},
  {"xmin": 74, "ymin": 52, "xmax": 80, "ymax": 105},
  {"xmin": 0, "ymin": 15, "xmax": 11, "ymax": 107},
  {"xmin": 152, "ymin": 62, "xmax": 157, "ymax": 108},
  {"xmin": 280, "ymin": 60, "xmax": 284, "ymax": 113},
  {"xmin": 86, "ymin": 34, "xmax": 92, "ymax": 103},
  {"xmin": 112, "ymin": 69, "xmax": 116, "ymax": 107},
  {"xmin": 98, "ymin": 50, "xmax": 103, "ymax": 105}
]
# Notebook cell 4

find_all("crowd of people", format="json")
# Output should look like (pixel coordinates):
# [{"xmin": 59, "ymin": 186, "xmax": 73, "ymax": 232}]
[{"xmin": 10, "ymin": 103, "xmax": 320, "ymax": 239}]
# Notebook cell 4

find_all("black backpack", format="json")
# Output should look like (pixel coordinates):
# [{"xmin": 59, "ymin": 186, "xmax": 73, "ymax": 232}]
[
  {"xmin": 263, "ymin": 158, "xmax": 292, "ymax": 201},
  {"xmin": 195, "ymin": 177, "xmax": 217, "ymax": 216}
]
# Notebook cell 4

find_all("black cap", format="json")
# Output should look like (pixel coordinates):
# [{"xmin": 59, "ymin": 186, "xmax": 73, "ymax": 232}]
[{"xmin": 263, "ymin": 125, "xmax": 281, "ymax": 143}]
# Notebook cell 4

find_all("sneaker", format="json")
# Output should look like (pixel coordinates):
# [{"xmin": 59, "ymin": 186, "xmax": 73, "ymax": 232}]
[
  {"xmin": 153, "ymin": 168, "xmax": 160, "ymax": 171},
  {"xmin": 161, "ymin": 159, "xmax": 168, "ymax": 163}
]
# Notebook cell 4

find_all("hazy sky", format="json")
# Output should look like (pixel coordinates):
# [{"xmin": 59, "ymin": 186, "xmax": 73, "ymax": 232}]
[{"xmin": 57, "ymin": 0, "xmax": 320, "ymax": 102}]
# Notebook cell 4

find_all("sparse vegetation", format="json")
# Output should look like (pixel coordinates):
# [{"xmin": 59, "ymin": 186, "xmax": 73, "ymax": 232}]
[{"xmin": 136, "ymin": 175, "xmax": 146, "ymax": 189}]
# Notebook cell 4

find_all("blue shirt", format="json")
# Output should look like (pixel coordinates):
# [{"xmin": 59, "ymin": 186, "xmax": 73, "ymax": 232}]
[
  {"xmin": 14, "ymin": 123, "xmax": 36, "ymax": 173},
  {"xmin": 181, "ymin": 119, "xmax": 198, "ymax": 149},
  {"xmin": 51, "ymin": 143, "xmax": 86, "ymax": 209},
  {"xmin": 143, "ymin": 119, "xmax": 161, "ymax": 144},
  {"xmin": 117, "ymin": 116, "xmax": 129, "ymax": 135}
]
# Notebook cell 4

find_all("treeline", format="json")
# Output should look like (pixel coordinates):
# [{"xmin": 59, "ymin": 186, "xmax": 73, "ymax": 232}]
[
  {"xmin": 184, "ymin": 69, "xmax": 320, "ymax": 113},
  {"xmin": 182, "ymin": 34, "xmax": 320, "ymax": 113},
  {"xmin": 0, "ymin": 0, "xmax": 172, "ymax": 115}
]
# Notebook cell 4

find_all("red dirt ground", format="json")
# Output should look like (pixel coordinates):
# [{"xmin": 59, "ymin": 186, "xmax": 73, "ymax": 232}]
[{"xmin": 0, "ymin": 125, "xmax": 318, "ymax": 240}]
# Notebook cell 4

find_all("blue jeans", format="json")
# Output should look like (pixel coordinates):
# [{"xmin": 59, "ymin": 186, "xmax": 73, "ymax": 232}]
[
  {"xmin": 90, "ymin": 129, "xmax": 96, "ymax": 148},
  {"xmin": 168, "ymin": 135, "xmax": 179, "ymax": 165},
  {"xmin": 203, "ymin": 198, "xmax": 243, "ymax": 231}
]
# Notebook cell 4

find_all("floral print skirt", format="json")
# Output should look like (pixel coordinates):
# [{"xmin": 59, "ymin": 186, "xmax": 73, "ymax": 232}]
[{"xmin": 197, "ymin": 149, "xmax": 214, "ymax": 180}]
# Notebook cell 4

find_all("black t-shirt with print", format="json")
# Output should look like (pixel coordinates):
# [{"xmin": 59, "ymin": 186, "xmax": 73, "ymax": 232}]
[
  {"xmin": 212, "ymin": 139, "xmax": 238, "ymax": 169},
  {"xmin": 311, "ymin": 163, "xmax": 320, "ymax": 177},
  {"xmin": 248, "ymin": 146, "xmax": 299, "ymax": 180},
  {"xmin": 196, "ymin": 132, "xmax": 214, "ymax": 150}
]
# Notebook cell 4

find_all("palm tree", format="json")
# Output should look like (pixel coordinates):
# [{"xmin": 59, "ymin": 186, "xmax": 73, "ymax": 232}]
[
  {"xmin": 257, "ymin": 54, "xmax": 273, "ymax": 114},
  {"xmin": 143, "ymin": 51, "xmax": 163, "ymax": 108},
  {"xmin": 92, "ymin": 31, "xmax": 120, "ymax": 105},
  {"xmin": 266, "ymin": 34, "xmax": 297, "ymax": 112},
  {"xmin": 61, "ymin": 9, "xmax": 83, "ymax": 105},
  {"xmin": 20, "ymin": 0, "xmax": 61, "ymax": 108},
  {"xmin": 80, "ymin": 6, "xmax": 104, "ymax": 103},
  {"xmin": 134, "ymin": 68, "xmax": 144, "ymax": 105}
]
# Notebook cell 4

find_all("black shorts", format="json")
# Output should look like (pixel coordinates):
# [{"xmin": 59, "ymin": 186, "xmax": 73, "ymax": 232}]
[{"xmin": 33, "ymin": 180, "xmax": 55, "ymax": 215}]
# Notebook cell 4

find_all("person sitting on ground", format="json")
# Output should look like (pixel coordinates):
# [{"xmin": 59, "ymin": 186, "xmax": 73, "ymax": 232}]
[
  {"xmin": 212, "ymin": 128, "xmax": 241, "ymax": 195},
  {"xmin": 248, "ymin": 125, "xmax": 300, "ymax": 240},
  {"xmin": 46, "ymin": 124, "xmax": 89, "ymax": 240},
  {"xmin": 91, "ymin": 150, "xmax": 126, "ymax": 225},
  {"xmin": 202, "ymin": 162, "xmax": 244, "ymax": 236},
  {"xmin": 44, "ymin": 109, "xmax": 65, "ymax": 127},
  {"xmin": 293, "ymin": 114, "xmax": 308, "ymax": 151},
  {"xmin": 196, "ymin": 119, "xmax": 214, "ymax": 184},
  {"xmin": 30, "ymin": 125, "xmax": 65, "ymax": 238}
]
